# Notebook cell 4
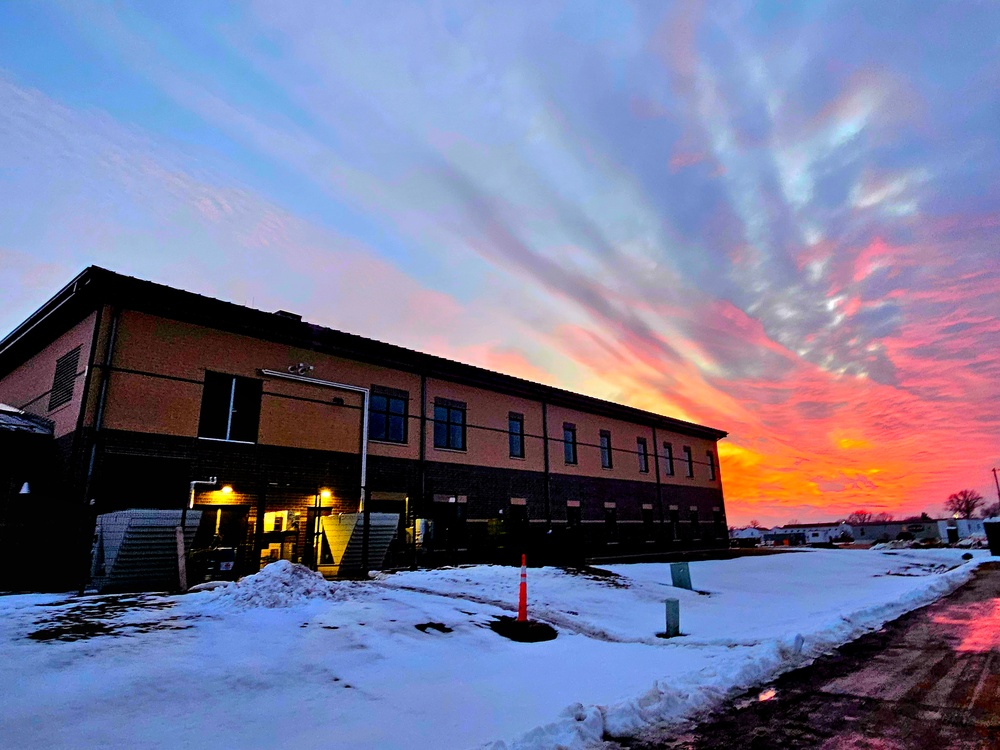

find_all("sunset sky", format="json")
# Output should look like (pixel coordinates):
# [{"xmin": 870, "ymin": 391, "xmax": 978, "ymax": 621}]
[{"xmin": 2, "ymin": 1, "xmax": 998, "ymax": 527}]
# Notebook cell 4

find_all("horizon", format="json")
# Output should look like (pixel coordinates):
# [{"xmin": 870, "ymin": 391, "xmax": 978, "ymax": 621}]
[{"xmin": 2, "ymin": 1, "xmax": 998, "ymax": 527}]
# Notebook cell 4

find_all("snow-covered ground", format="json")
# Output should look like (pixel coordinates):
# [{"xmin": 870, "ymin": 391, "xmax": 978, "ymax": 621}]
[{"xmin": 0, "ymin": 549, "xmax": 988, "ymax": 749}]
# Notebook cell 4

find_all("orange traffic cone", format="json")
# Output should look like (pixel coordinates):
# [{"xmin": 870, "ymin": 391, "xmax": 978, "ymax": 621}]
[{"xmin": 517, "ymin": 553, "xmax": 528, "ymax": 622}]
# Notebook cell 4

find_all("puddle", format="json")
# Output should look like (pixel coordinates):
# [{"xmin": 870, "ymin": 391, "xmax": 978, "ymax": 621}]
[
  {"xmin": 415, "ymin": 622, "xmax": 453, "ymax": 634},
  {"xmin": 561, "ymin": 566, "xmax": 630, "ymax": 589},
  {"xmin": 26, "ymin": 594, "xmax": 187, "ymax": 643}
]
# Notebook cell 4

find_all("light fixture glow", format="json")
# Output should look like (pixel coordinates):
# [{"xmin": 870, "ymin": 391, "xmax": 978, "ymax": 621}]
[
  {"xmin": 320, "ymin": 489, "xmax": 332, "ymax": 500},
  {"xmin": 221, "ymin": 485, "xmax": 234, "ymax": 495}
]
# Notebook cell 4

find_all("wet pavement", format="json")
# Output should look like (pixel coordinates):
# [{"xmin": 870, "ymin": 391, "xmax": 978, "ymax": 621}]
[{"xmin": 630, "ymin": 561, "xmax": 1000, "ymax": 750}]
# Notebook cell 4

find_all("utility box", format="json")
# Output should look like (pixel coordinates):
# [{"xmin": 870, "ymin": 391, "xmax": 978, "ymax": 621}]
[
  {"xmin": 663, "ymin": 598, "xmax": 680, "ymax": 638},
  {"xmin": 670, "ymin": 562, "xmax": 692, "ymax": 590}
]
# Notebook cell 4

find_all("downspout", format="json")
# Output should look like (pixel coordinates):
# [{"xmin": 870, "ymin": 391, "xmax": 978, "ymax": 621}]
[
  {"xmin": 652, "ymin": 426, "xmax": 664, "ymax": 543},
  {"xmin": 418, "ymin": 373, "xmax": 427, "ymax": 567},
  {"xmin": 70, "ymin": 310, "xmax": 104, "ymax": 479},
  {"xmin": 541, "ymin": 400, "xmax": 551, "ymax": 535},
  {"xmin": 79, "ymin": 306, "xmax": 120, "ymax": 594}
]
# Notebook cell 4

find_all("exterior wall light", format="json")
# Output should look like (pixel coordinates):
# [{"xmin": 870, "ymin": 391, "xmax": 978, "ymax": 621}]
[
  {"xmin": 320, "ymin": 489, "xmax": 332, "ymax": 500},
  {"xmin": 221, "ymin": 485, "xmax": 234, "ymax": 495}
]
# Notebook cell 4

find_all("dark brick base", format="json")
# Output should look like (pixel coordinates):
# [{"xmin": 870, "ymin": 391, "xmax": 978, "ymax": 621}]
[{"xmin": 61, "ymin": 429, "xmax": 729, "ymax": 581}]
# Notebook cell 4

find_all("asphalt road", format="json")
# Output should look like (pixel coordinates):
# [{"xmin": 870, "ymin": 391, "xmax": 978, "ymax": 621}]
[{"xmin": 627, "ymin": 561, "xmax": 1000, "ymax": 750}]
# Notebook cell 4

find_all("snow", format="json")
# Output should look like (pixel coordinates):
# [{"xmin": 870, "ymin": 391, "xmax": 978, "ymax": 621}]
[
  {"xmin": 0, "ymin": 549, "xmax": 988, "ymax": 750},
  {"xmin": 191, "ymin": 559, "xmax": 337, "ymax": 609}
]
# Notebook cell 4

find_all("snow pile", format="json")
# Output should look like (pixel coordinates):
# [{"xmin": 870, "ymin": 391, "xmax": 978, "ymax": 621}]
[
  {"xmin": 871, "ymin": 540, "xmax": 917, "ymax": 550},
  {"xmin": 189, "ymin": 560, "xmax": 335, "ymax": 610}
]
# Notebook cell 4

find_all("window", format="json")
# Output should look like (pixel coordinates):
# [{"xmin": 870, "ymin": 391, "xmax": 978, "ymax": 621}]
[
  {"xmin": 198, "ymin": 371, "xmax": 262, "ymax": 442},
  {"xmin": 566, "ymin": 502, "xmax": 581, "ymax": 530},
  {"xmin": 683, "ymin": 446, "xmax": 694, "ymax": 478},
  {"xmin": 508, "ymin": 412, "xmax": 525, "ymax": 458},
  {"xmin": 707, "ymin": 451, "xmax": 716, "ymax": 480},
  {"xmin": 690, "ymin": 509, "xmax": 701, "ymax": 538},
  {"xmin": 48, "ymin": 346, "xmax": 82, "ymax": 411},
  {"xmin": 600, "ymin": 430, "xmax": 613, "ymax": 469},
  {"xmin": 663, "ymin": 442, "xmax": 674, "ymax": 476},
  {"xmin": 563, "ymin": 423, "xmax": 577, "ymax": 464},
  {"xmin": 669, "ymin": 509, "xmax": 680, "ymax": 540},
  {"xmin": 369, "ymin": 387, "xmax": 408, "ymax": 443},
  {"xmin": 637, "ymin": 437, "xmax": 649, "ymax": 473},
  {"xmin": 433, "ymin": 398, "xmax": 466, "ymax": 450}
]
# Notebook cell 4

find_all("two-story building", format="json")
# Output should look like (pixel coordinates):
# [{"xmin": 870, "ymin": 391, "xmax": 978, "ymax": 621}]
[{"xmin": 0, "ymin": 267, "xmax": 729, "ymax": 586}]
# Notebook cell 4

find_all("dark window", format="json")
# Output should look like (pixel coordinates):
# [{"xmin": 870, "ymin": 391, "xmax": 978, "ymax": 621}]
[
  {"xmin": 48, "ymin": 346, "xmax": 82, "ymax": 411},
  {"xmin": 669, "ymin": 509, "xmax": 680, "ymax": 540},
  {"xmin": 198, "ymin": 371, "xmax": 262, "ymax": 442},
  {"xmin": 600, "ymin": 430, "xmax": 613, "ymax": 469},
  {"xmin": 683, "ymin": 446, "xmax": 694, "ymax": 477},
  {"xmin": 642, "ymin": 507, "xmax": 655, "ymax": 540},
  {"xmin": 433, "ymin": 398, "xmax": 466, "ymax": 450},
  {"xmin": 637, "ymin": 437, "xmax": 649, "ymax": 473},
  {"xmin": 508, "ymin": 412, "xmax": 525, "ymax": 458},
  {"xmin": 690, "ymin": 509, "xmax": 701, "ymax": 538},
  {"xmin": 566, "ymin": 504, "xmax": 581, "ymax": 529},
  {"xmin": 663, "ymin": 442, "xmax": 674, "ymax": 476},
  {"xmin": 369, "ymin": 387, "xmax": 408, "ymax": 443},
  {"xmin": 563, "ymin": 423, "xmax": 577, "ymax": 464},
  {"xmin": 707, "ymin": 451, "xmax": 716, "ymax": 480},
  {"xmin": 604, "ymin": 507, "xmax": 618, "ymax": 542}
]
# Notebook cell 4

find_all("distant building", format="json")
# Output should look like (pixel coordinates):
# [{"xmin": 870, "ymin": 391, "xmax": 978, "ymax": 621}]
[
  {"xmin": 936, "ymin": 518, "xmax": 985, "ymax": 544},
  {"xmin": 849, "ymin": 521, "xmax": 939, "ymax": 544},
  {"xmin": 762, "ymin": 530, "xmax": 808, "ymax": 547},
  {"xmin": 778, "ymin": 522, "xmax": 851, "ymax": 544},
  {"xmin": 729, "ymin": 526, "xmax": 766, "ymax": 540},
  {"xmin": 729, "ymin": 526, "xmax": 767, "ymax": 548}
]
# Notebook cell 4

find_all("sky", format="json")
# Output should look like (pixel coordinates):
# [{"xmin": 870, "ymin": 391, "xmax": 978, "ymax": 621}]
[{"xmin": 1, "ymin": 1, "xmax": 998, "ymax": 527}]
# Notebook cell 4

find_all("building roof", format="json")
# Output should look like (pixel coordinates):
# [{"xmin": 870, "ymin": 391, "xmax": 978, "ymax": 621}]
[
  {"xmin": 0, "ymin": 403, "xmax": 53, "ymax": 435},
  {"xmin": 779, "ymin": 522, "xmax": 845, "ymax": 529},
  {"xmin": 0, "ymin": 266, "xmax": 728, "ymax": 440}
]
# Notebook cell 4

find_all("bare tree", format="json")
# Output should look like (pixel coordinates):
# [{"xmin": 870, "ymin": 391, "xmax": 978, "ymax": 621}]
[
  {"xmin": 980, "ymin": 501, "xmax": 1000, "ymax": 519},
  {"xmin": 945, "ymin": 489, "xmax": 984, "ymax": 519},
  {"xmin": 846, "ymin": 510, "xmax": 874, "ymax": 525},
  {"xmin": 748, "ymin": 519, "xmax": 764, "ymax": 529},
  {"xmin": 872, "ymin": 512, "xmax": 895, "ymax": 523}
]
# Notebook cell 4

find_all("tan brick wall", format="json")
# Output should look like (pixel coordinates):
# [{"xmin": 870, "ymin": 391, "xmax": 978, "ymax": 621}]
[
  {"xmin": 0, "ymin": 312, "xmax": 97, "ymax": 438},
  {"xmin": 544, "ymin": 405, "xmax": 659, "ymax": 483},
  {"xmin": 105, "ymin": 311, "xmax": 416, "ymax": 454},
  {"xmin": 653, "ymin": 427, "xmax": 721, "ymax": 489},
  {"xmin": 423, "ymin": 378, "xmax": 546, "ymax": 473},
  {"xmin": 102, "ymin": 310, "xmax": 721, "ymax": 483}
]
